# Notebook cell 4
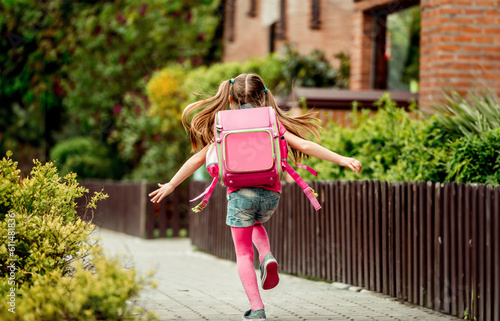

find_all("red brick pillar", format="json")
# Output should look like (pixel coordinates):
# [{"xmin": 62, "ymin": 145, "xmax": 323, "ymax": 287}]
[
  {"xmin": 351, "ymin": 10, "xmax": 375, "ymax": 90},
  {"xmin": 420, "ymin": 0, "xmax": 500, "ymax": 109}
]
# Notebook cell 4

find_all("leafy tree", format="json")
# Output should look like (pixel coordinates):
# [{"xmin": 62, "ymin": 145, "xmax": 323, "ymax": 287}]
[
  {"xmin": 0, "ymin": 0, "xmax": 74, "ymax": 168},
  {"xmin": 61, "ymin": 0, "xmax": 222, "ymax": 136},
  {"xmin": 0, "ymin": 0, "xmax": 223, "ymax": 177}
]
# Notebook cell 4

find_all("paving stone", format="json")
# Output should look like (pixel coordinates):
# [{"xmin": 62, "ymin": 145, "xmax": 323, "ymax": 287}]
[{"xmin": 97, "ymin": 228, "xmax": 461, "ymax": 321}]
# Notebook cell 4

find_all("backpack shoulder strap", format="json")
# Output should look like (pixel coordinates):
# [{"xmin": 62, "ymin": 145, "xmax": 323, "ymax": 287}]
[
  {"xmin": 284, "ymin": 165, "xmax": 322, "ymax": 211},
  {"xmin": 294, "ymin": 162, "xmax": 317, "ymax": 177},
  {"xmin": 190, "ymin": 143, "xmax": 219, "ymax": 213},
  {"xmin": 190, "ymin": 176, "xmax": 219, "ymax": 213}
]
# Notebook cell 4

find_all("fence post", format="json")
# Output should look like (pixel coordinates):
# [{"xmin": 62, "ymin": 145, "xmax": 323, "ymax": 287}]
[
  {"xmin": 138, "ymin": 181, "xmax": 147, "ymax": 238},
  {"xmin": 146, "ymin": 184, "xmax": 155, "ymax": 239},
  {"xmin": 493, "ymin": 186, "xmax": 500, "ymax": 321},
  {"xmin": 485, "ymin": 185, "xmax": 493, "ymax": 321},
  {"xmin": 433, "ymin": 182, "xmax": 441, "ymax": 312},
  {"xmin": 477, "ymin": 184, "xmax": 486, "ymax": 320},
  {"xmin": 368, "ymin": 180, "xmax": 375, "ymax": 291}
]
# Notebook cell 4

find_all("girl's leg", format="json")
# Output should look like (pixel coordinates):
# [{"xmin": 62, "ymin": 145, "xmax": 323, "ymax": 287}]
[
  {"xmin": 252, "ymin": 223, "xmax": 271, "ymax": 263},
  {"xmin": 252, "ymin": 223, "xmax": 279, "ymax": 290},
  {"xmin": 231, "ymin": 226, "xmax": 264, "ymax": 311}
]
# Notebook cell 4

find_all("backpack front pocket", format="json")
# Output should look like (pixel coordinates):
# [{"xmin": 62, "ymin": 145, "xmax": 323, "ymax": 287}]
[{"xmin": 223, "ymin": 130, "xmax": 275, "ymax": 173}]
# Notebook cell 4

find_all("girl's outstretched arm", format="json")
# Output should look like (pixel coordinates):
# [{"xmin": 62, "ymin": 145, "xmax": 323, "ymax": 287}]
[
  {"xmin": 149, "ymin": 145, "xmax": 209, "ymax": 203},
  {"xmin": 284, "ymin": 131, "xmax": 362, "ymax": 174}
]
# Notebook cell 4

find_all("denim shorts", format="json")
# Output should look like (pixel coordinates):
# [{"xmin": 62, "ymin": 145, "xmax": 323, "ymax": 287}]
[{"xmin": 226, "ymin": 187, "xmax": 281, "ymax": 227}]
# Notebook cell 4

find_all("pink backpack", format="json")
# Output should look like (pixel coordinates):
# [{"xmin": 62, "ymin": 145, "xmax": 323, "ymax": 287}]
[{"xmin": 190, "ymin": 106, "xmax": 321, "ymax": 212}]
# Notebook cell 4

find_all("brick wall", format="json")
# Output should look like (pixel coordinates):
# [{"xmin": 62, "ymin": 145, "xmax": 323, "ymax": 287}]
[
  {"xmin": 226, "ymin": 0, "xmax": 500, "ymax": 110},
  {"xmin": 222, "ymin": 0, "xmax": 269, "ymax": 62},
  {"xmin": 419, "ymin": 0, "xmax": 500, "ymax": 109},
  {"xmin": 223, "ymin": 0, "xmax": 354, "ymax": 67}
]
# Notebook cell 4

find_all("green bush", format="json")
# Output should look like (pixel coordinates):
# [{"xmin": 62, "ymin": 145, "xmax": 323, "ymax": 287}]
[
  {"xmin": 277, "ymin": 44, "xmax": 347, "ymax": 93},
  {"xmin": 109, "ymin": 84, "xmax": 191, "ymax": 182},
  {"xmin": 0, "ymin": 151, "xmax": 19, "ymax": 217},
  {"xmin": 50, "ymin": 136, "xmax": 124, "ymax": 180},
  {"xmin": 4, "ymin": 247, "xmax": 157, "ymax": 321},
  {"xmin": 302, "ymin": 93, "xmax": 499, "ymax": 186},
  {"xmin": 272, "ymin": 44, "xmax": 350, "ymax": 96},
  {"xmin": 446, "ymin": 127, "xmax": 500, "ymax": 185},
  {"xmin": 302, "ymin": 94, "xmax": 447, "ymax": 182},
  {"xmin": 384, "ymin": 118, "xmax": 449, "ymax": 183},
  {"xmin": 0, "ymin": 152, "xmax": 157, "ymax": 320}
]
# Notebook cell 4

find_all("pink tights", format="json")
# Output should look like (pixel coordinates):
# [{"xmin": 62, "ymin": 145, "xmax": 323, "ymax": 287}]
[{"xmin": 231, "ymin": 223, "xmax": 271, "ymax": 311}]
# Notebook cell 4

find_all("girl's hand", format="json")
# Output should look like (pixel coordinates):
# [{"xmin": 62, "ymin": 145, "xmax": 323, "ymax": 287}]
[
  {"xmin": 339, "ymin": 156, "xmax": 362, "ymax": 174},
  {"xmin": 149, "ymin": 183, "xmax": 175, "ymax": 203}
]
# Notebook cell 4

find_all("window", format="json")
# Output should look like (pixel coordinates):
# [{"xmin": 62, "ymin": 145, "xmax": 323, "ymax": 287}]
[
  {"xmin": 248, "ymin": 0, "xmax": 257, "ymax": 17},
  {"xmin": 228, "ymin": 0, "xmax": 236, "ymax": 42},
  {"xmin": 311, "ymin": 0, "xmax": 320, "ymax": 29},
  {"xmin": 277, "ymin": 0, "xmax": 286, "ymax": 40},
  {"xmin": 270, "ymin": 22, "xmax": 277, "ymax": 53}
]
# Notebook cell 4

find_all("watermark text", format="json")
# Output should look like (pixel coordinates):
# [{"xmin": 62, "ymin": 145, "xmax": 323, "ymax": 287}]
[{"xmin": 6, "ymin": 212, "xmax": 17, "ymax": 314}]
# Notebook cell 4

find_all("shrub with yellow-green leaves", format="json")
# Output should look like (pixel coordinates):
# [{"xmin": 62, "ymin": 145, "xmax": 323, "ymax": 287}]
[
  {"xmin": 146, "ymin": 66, "xmax": 188, "ymax": 132},
  {"xmin": 0, "ymin": 152, "xmax": 157, "ymax": 321},
  {"xmin": 4, "ymin": 247, "xmax": 157, "ymax": 321}
]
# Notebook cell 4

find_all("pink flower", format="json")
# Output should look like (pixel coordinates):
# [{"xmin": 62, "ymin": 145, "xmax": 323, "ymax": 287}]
[
  {"xmin": 177, "ymin": 56, "xmax": 185, "ymax": 64},
  {"xmin": 116, "ymin": 13, "xmax": 126, "ymax": 25},
  {"xmin": 140, "ymin": 4, "xmax": 148, "ymax": 16},
  {"xmin": 192, "ymin": 57, "xmax": 201, "ymax": 66},
  {"xmin": 185, "ymin": 12, "xmax": 192, "ymax": 22},
  {"xmin": 119, "ymin": 55, "xmax": 127, "ymax": 65},
  {"xmin": 93, "ymin": 26, "xmax": 102, "ymax": 35},
  {"xmin": 113, "ymin": 104, "xmax": 122, "ymax": 115},
  {"xmin": 197, "ymin": 33, "xmax": 205, "ymax": 41},
  {"xmin": 53, "ymin": 77, "xmax": 65, "ymax": 97}
]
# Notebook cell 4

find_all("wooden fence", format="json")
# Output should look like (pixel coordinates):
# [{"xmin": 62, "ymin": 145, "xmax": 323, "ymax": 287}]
[
  {"xmin": 189, "ymin": 180, "xmax": 500, "ymax": 321},
  {"xmin": 77, "ymin": 180, "xmax": 189, "ymax": 238}
]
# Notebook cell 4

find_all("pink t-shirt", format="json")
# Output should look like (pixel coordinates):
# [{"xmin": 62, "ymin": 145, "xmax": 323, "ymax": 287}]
[{"xmin": 227, "ymin": 123, "xmax": 287, "ymax": 194}]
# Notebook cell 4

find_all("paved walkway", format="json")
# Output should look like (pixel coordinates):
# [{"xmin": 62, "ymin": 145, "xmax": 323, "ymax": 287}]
[{"xmin": 96, "ymin": 228, "xmax": 460, "ymax": 321}]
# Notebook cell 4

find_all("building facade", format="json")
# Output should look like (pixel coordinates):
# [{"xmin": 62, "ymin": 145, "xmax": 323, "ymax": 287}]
[
  {"xmin": 223, "ymin": 0, "xmax": 354, "ymax": 68},
  {"xmin": 223, "ymin": 0, "xmax": 500, "ymax": 110}
]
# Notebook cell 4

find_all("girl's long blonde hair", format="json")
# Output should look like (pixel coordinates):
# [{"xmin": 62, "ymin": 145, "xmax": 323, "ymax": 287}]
[{"xmin": 181, "ymin": 73, "xmax": 322, "ymax": 162}]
